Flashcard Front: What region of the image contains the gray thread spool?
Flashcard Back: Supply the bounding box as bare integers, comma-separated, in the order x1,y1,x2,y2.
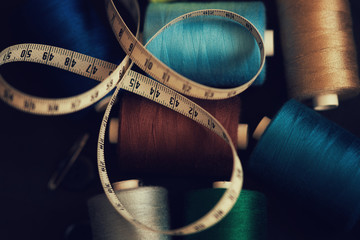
87,184,170,240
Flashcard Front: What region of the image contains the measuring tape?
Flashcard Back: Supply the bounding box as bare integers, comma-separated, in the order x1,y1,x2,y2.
107,0,265,99
0,0,265,235
98,66,244,235
0,0,141,115
0,44,123,114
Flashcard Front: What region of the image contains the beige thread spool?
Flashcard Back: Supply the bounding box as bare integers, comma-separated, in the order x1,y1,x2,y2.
277,0,360,111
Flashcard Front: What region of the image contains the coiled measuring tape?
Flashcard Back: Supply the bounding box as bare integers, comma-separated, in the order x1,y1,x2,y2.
0,0,265,235
107,0,265,99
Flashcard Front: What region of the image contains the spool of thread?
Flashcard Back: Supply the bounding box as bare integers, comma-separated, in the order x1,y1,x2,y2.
182,182,267,240
87,180,170,240
114,91,241,179
1,0,124,99
149,0,177,3
109,110,249,150
276,0,360,110
112,2,268,179
248,99,360,231
143,1,269,87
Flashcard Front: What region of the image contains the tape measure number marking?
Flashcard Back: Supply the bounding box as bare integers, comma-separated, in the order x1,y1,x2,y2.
0,43,126,114
107,0,265,99
0,0,266,235
98,66,243,235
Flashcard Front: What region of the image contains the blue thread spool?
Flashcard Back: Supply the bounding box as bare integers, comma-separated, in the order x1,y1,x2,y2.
1,0,124,102
143,2,267,87
248,99,360,231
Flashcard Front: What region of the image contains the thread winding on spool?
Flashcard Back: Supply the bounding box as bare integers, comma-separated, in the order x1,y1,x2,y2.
183,182,267,240
114,91,241,179
109,116,249,150
1,0,124,99
110,1,270,179
143,1,270,87
277,0,360,110
150,0,177,3
88,180,170,240
249,99,360,231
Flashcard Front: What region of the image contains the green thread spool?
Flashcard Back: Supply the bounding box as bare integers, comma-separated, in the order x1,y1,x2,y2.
149,0,178,2
183,185,267,240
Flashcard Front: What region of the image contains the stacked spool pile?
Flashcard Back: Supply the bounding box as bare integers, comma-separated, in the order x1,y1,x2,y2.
112,1,268,180
2,0,360,239
101,1,270,239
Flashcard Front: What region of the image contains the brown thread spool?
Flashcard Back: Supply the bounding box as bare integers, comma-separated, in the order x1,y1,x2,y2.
277,0,360,111
114,91,241,180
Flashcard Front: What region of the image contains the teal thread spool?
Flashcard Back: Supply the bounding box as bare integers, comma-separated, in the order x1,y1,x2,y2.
182,184,267,240
143,2,267,87
87,183,170,240
249,99,360,231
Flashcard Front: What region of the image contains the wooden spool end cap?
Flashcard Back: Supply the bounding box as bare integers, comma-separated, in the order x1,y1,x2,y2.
253,116,271,140
112,179,140,191
313,94,339,111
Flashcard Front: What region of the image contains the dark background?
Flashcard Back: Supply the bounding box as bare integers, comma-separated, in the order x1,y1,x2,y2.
1,0,360,239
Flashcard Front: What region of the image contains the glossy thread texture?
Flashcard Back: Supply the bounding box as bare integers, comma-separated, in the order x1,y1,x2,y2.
277,0,360,101
249,99,360,231
3,0,124,97
143,2,266,87
88,187,170,240
183,188,267,240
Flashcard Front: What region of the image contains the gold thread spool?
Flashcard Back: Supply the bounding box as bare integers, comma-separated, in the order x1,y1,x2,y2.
277,0,360,110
